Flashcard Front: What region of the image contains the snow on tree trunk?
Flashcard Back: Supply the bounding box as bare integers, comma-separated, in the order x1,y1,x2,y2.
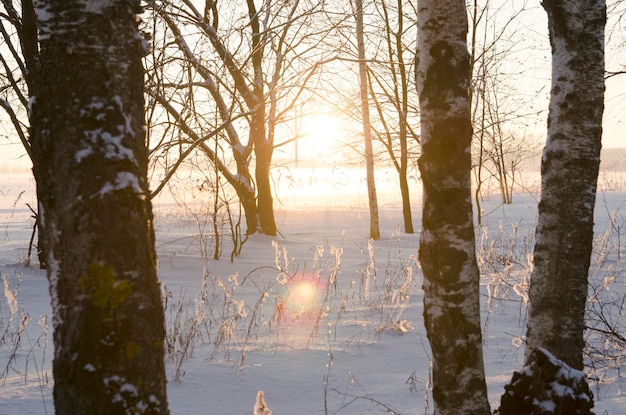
496,348,594,415
415,0,490,413
30,0,168,413
525,0,605,371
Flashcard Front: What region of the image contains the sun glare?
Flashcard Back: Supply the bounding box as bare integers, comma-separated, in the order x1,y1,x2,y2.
283,274,324,316
299,112,343,159
293,281,317,304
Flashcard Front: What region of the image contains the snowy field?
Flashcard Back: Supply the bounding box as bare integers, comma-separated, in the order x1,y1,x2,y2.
1,168,626,414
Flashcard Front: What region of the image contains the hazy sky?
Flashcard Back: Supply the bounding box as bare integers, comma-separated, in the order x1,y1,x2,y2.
1,1,625,172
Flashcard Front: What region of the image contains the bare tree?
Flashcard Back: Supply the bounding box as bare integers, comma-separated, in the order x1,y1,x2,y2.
145,0,340,236
0,0,46,266
367,0,419,234
30,0,168,412
606,0,626,79
416,0,490,413
354,0,380,240
468,0,544,222
0,0,37,157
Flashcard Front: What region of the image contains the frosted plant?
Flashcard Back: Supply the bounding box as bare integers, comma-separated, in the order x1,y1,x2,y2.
328,246,343,288
272,240,289,273
253,391,272,415
3,275,18,315
313,244,324,269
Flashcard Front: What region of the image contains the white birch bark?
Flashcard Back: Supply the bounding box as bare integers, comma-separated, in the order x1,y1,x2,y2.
525,0,606,370
416,0,490,413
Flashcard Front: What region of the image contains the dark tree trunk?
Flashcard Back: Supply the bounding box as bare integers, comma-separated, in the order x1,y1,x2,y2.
248,0,277,236
235,177,261,235
21,0,39,93
525,0,606,371
23,0,47,268
30,1,168,413
399,172,413,233
416,0,490,413
252,112,277,236
399,145,414,234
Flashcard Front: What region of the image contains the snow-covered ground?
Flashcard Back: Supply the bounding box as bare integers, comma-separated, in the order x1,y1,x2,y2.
1,169,626,414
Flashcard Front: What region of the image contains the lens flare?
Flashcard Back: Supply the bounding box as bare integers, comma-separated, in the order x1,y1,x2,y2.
292,281,317,307
283,274,324,316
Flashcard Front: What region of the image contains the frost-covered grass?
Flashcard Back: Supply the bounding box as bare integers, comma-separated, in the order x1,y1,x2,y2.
1,171,626,414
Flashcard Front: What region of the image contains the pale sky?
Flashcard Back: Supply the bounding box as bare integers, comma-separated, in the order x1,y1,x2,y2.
1,0,624,171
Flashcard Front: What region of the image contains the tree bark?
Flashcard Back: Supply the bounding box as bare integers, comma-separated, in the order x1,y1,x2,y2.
525,0,606,370
251,105,277,235
394,0,414,234
399,168,414,233
247,0,277,236
355,0,381,240
30,1,168,413
416,0,490,413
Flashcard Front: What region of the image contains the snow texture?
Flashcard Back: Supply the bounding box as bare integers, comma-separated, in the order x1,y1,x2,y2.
96,172,143,199
33,1,53,41
1,171,626,414
76,97,137,164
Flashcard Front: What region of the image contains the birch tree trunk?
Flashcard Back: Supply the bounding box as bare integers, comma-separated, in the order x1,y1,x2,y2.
30,0,168,413
416,0,490,413
355,0,381,240
525,0,606,370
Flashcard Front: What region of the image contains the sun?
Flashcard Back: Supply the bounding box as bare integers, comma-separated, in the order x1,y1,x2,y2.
298,112,343,160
